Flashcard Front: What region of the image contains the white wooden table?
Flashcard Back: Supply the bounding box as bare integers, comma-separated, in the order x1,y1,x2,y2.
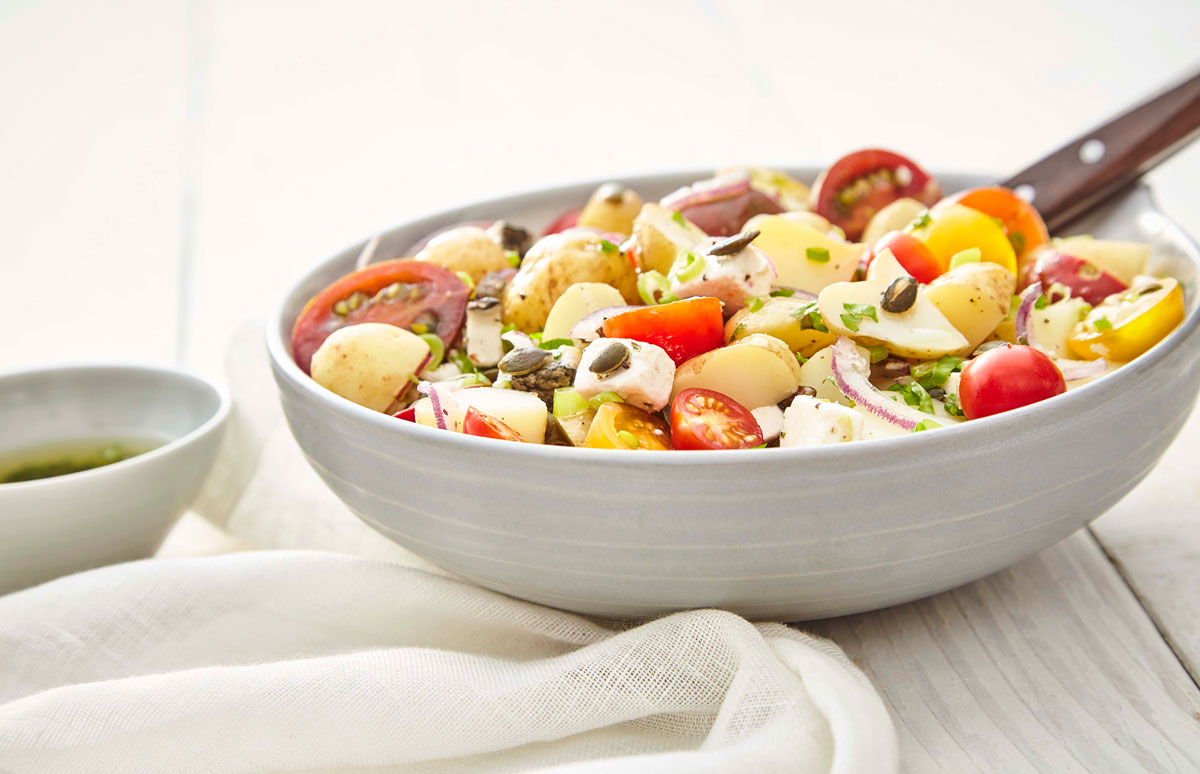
4,1,1200,770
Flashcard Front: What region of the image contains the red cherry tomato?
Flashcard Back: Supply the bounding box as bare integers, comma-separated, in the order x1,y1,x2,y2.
958,344,1065,419
392,406,417,422
602,297,724,366
291,259,471,375
670,388,764,450
870,231,943,284
463,407,523,442
810,149,942,241
1030,247,1128,306
542,207,582,237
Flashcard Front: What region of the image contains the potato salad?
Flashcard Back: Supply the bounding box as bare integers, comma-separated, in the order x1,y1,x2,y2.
290,150,1186,450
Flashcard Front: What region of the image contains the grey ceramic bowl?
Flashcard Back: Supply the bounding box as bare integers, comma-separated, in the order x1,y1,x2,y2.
268,170,1200,620
0,364,229,592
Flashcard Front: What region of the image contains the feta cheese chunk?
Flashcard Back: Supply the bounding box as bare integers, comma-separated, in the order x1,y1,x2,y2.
670,238,774,314
780,395,863,447
750,405,784,444
465,297,504,367
574,337,675,412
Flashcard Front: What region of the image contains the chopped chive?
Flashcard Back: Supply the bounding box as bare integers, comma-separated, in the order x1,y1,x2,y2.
672,210,686,226
747,296,764,313
806,246,831,263
617,430,640,449
770,288,795,297
867,345,888,364
506,251,521,268
539,338,574,350
599,239,619,253
1094,317,1112,331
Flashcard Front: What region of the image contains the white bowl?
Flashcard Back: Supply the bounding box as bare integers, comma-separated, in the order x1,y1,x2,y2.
268,170,1200,620
0,363,229,592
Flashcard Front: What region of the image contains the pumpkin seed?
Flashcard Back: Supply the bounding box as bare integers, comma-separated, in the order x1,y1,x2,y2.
499,347,551,376
881,276,918,313
588,341,629,376
707,230,760,256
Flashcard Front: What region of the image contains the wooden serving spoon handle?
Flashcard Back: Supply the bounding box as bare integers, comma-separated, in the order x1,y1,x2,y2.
1001,69,1200,232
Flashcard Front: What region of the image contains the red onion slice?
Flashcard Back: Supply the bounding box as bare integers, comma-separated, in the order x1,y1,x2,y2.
569,305,641,342
1014,282,1043,349
830,337,935,432
501,330,536,350
660,175,752,211
1057,358,1108,381
417,380,457,431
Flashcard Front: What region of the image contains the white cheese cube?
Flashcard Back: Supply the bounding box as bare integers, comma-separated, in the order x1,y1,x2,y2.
671,241,774,314
574,337,675,412
780,395,863,447
750,405,784,444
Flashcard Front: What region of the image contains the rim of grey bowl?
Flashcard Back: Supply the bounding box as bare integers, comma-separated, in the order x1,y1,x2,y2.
267,170,1200,466
0,362,231,489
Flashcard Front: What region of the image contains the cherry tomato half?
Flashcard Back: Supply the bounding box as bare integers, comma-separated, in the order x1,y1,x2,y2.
810,149,941,242
870,231,942,284
291,259,471,375
946,186,1049,263
1067,278,1184,362
584,402,673,450
958,344,1065,419
463,406,523,442
678,187,785,237
602,297,724,366
670,388,764,450
1030,247,1127,306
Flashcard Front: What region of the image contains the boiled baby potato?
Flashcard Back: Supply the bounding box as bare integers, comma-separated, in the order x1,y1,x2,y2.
748,215,865,294
925,262,1016,354
818,250,967,360
413,387,548,443
1052,236,1149,285
542,282,627,341
311,323,430,412
671,333,801,409
798,346,852,406
724,296,835,357
861,197,927,246
415,226,509,283
504,229,640,332
746,210,836,236
577,183,644,236
630,203,708,275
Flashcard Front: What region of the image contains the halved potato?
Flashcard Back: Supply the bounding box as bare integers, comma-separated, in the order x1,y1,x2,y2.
542,282,627,341
311,323,430,412
748,215,865,294
925,262,1016,354
631,203,708,275
671,333,801,409
413,387,548,443
1031,297,1092,359
798,346,851,406
818,250,968,360
724,296,836,357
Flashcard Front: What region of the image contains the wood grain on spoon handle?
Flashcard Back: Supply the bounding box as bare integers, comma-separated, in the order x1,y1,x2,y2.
1002,69,1200,233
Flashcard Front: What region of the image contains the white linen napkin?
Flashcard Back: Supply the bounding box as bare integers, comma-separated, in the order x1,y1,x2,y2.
0,322,898,772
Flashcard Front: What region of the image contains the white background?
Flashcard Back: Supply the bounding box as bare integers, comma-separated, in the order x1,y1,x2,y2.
3,0,1199,375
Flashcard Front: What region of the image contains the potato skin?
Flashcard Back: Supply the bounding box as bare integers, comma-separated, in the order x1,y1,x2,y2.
925,262,1016,354
503,229,639,332
415,226,509,283
310,323,430,412
577,183,644,236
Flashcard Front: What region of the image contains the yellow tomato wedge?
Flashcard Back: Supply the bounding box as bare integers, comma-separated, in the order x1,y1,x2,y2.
1067,278,1184,362
583,402,673,450
908,203,1018,275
